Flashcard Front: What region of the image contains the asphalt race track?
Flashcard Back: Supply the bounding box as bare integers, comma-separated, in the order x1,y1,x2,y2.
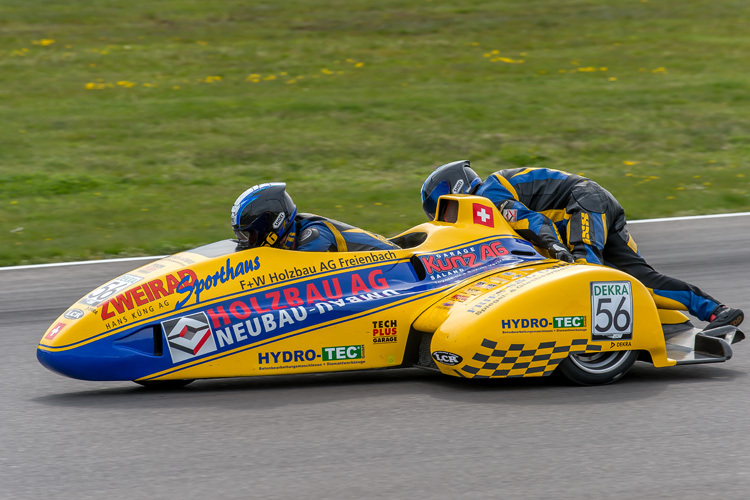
2,215,750,500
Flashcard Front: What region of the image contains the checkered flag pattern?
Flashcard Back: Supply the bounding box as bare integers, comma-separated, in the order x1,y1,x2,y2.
457,338,602,378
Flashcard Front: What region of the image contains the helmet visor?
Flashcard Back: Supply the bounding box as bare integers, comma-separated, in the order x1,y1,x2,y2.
423,180,451,220
233,212,273,249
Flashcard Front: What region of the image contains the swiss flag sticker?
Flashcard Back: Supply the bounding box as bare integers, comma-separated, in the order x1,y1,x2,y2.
473,203,495,227
45,322,67,340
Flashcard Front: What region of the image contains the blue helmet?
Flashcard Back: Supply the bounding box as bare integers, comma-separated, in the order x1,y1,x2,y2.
231,183,297,249
421,160,482,219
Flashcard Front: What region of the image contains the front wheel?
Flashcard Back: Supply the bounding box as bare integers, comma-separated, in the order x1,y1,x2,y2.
558,350,638,385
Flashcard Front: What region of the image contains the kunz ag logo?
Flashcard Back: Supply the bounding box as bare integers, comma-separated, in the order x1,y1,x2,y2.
432,351,463,366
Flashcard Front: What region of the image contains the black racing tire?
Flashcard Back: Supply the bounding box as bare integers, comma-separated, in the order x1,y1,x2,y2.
134,379,194,389
558,350,638,385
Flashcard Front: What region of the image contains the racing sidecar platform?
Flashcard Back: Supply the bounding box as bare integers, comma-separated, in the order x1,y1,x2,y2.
38,194,744,387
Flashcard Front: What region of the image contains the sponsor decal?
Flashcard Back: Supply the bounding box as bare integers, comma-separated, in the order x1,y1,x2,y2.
337,251,397,269
502,209,517,223
432,351,463,366
175,257,261,308
101,269,197,321
611,341,632,348
45,322,67,340
137,262,166,274
553,316,586,328
323,345,364,361
467,264,570,316
272,212,286,229
452,179,464,194
499,315,586,333
80,274,143,307
164,254,195,266
205,268,401,350
591,281,633,341
372,320,397,344
258,345,365,369
63,309,84,320
473,203,495,228
161,312,218,363
419,240,509,282
581,212,591,246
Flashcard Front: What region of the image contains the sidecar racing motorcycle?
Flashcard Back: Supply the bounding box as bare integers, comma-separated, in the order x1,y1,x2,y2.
37,195,744,386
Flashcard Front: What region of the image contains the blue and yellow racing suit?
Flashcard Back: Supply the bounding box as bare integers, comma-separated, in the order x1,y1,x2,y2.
283,214,400,252
474,168,721,321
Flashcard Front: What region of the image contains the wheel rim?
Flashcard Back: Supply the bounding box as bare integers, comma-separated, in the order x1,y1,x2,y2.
567,351,632,374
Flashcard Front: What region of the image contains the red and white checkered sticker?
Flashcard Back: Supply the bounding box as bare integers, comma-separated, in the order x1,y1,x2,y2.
473,203,495,227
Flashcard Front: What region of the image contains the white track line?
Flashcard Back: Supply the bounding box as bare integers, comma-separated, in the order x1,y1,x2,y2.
2,211,749,271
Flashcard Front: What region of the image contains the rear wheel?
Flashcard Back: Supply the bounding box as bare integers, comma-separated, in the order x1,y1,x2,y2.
558,350,638,385
135,379,194,389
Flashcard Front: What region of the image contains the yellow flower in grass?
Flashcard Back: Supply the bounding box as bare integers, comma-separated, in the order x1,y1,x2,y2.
32,39,55,46
117,81,136,87
623,161,639,166
354,62,364,68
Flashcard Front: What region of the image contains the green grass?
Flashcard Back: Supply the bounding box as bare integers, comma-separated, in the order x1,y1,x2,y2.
1,0,749,265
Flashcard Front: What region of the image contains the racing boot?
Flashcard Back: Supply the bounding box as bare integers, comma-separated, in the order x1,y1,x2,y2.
706,305,744,330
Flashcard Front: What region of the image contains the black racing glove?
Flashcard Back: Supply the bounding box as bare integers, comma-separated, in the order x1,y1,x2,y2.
549,243,575,263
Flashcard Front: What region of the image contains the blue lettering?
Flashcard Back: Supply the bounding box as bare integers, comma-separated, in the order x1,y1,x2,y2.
259,352,270,364
502,320,511,329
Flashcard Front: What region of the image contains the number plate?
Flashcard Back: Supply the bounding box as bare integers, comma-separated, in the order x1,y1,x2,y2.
590,281,633,341
79,274,143,306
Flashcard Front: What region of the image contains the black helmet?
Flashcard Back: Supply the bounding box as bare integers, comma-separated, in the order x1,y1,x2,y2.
230,183,297,249
421,160,482,219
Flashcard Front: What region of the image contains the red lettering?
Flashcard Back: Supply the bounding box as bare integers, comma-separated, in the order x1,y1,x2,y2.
132,287,148,307
305,283,325,304
101,302,114,320
437,258,453,272
480,244,497,260
177,269,197,287
465,253,479,267
450,255,466,269
491,241,509,256
229,301,252,320
165,274,181,295
351,274,371,295
149,279,168,299
322,278,343,299
284,287,303,306
265,290,283,310
141,282,155,302
368,269,388,290
207,306,231,329
421,256,441,274
249,297,271,314
106,292,135,317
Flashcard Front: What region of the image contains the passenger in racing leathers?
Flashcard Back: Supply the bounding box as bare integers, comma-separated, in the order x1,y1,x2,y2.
421,161,744,330
231,182,400,252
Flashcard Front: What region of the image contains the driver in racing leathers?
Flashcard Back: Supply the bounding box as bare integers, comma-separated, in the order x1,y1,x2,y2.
231,182,399,252
420,161,744,330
